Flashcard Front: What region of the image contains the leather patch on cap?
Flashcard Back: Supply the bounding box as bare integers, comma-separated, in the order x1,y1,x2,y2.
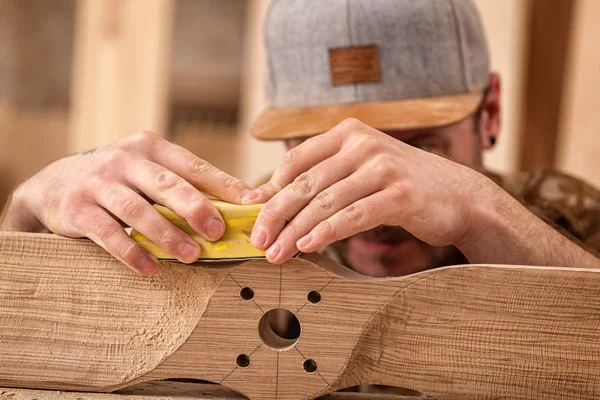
328,44,381,86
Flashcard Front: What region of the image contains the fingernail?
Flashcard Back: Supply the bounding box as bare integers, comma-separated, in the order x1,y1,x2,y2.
297,234,313,251
242,190,260,204
265,243,281,262
205,218,225,240
251,225,267,249
179,242,199,261
139,255,158,275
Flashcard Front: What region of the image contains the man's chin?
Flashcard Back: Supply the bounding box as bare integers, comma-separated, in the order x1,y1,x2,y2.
335,235,463,277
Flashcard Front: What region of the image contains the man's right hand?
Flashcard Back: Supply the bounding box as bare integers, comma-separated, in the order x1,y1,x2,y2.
0,131,253,275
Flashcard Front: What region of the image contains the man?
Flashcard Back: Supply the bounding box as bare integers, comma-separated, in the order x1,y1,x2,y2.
1,0,599,276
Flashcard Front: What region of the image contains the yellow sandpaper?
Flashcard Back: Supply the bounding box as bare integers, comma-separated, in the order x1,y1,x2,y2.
130,200,265,261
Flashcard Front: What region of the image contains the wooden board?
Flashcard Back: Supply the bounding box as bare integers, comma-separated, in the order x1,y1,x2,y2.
556,0,600,188
1,232,600,399
68,0,173,152
0,381,425,400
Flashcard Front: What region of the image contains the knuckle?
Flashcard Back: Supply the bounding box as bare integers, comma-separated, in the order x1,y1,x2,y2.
119,196,144,221
363,135,381,150
390,181,412,202
102,186,121,207
338,117,362,130
283,147,302,168
318,220,335,238
95,221,120,243
313,191,335,213
182,196,217,224
66,200,88,226
344,204,363,224
84,173,105,191
218,173,238,191
257,202,284,225
189,157,211,175
292,173,315,196
186,196,211,216
132,130,159,145
156,170,180,192
258,202,276,221
156,227,179,249
104,147,129,165
92,148,129,176
119,240,143,264
372,154,396,176
283,222,300,239
347,135,379,154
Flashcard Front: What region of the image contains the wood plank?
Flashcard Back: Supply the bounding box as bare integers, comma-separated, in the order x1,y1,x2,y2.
518,0,575,171
0,381,424,400
68,0,174,153
1,232,600,399
0,382,244,400
236,0,285,184
555,0,600,187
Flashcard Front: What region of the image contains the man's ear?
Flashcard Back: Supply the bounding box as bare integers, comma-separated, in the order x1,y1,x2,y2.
479,73,501,150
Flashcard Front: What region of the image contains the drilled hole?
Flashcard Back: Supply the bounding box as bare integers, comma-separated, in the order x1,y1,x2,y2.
307,290,321,304
240,287,254,301
303,359,318,373
258,308,301,351
236,354,250,368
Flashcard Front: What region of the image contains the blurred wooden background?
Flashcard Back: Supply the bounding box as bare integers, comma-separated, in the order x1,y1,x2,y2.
0,0,598,210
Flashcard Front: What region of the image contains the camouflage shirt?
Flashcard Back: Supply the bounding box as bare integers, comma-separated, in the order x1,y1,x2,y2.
489,169,600,257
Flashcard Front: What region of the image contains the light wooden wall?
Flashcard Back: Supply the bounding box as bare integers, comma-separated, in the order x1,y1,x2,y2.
556,0,600,187
237,0,283,185
68,0,174,153
475,0,530,174
518,0,575,172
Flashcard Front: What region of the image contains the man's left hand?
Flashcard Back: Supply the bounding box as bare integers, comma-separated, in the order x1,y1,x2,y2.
243,118,484,264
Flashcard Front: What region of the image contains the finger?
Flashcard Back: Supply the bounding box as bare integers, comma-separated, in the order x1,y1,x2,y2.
124,157,226,241
264,169,383,263
251,152,356,251
242,130,345,204
149,137,252,204
71,203,159,275
94,184,201,263
295,190,394,253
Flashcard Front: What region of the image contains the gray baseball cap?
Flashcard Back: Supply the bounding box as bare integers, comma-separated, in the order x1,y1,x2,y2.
252,0,490,140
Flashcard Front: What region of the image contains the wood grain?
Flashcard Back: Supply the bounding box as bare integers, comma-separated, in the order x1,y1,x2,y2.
0,232,228,389
556,0,600,188
1,232,600,399
68,0,174,152
0,381,424,400
518,0,575,171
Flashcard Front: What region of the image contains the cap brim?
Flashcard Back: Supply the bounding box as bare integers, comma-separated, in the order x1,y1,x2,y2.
251,91,483,140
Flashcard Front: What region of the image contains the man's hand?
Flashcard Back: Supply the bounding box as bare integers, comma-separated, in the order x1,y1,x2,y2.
244,119,600,269
0,131,252,274
244,118,477,263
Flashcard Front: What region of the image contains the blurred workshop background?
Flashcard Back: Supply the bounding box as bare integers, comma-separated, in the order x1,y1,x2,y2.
0,0,598,208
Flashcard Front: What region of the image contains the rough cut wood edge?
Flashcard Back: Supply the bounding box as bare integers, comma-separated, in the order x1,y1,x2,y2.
2,232,600,399
0,232,229,389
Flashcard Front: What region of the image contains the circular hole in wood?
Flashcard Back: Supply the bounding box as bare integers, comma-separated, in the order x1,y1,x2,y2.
303,359,318,373
307,290,321,304
258,308,301,351
236,354,250,368
240,287,254,301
